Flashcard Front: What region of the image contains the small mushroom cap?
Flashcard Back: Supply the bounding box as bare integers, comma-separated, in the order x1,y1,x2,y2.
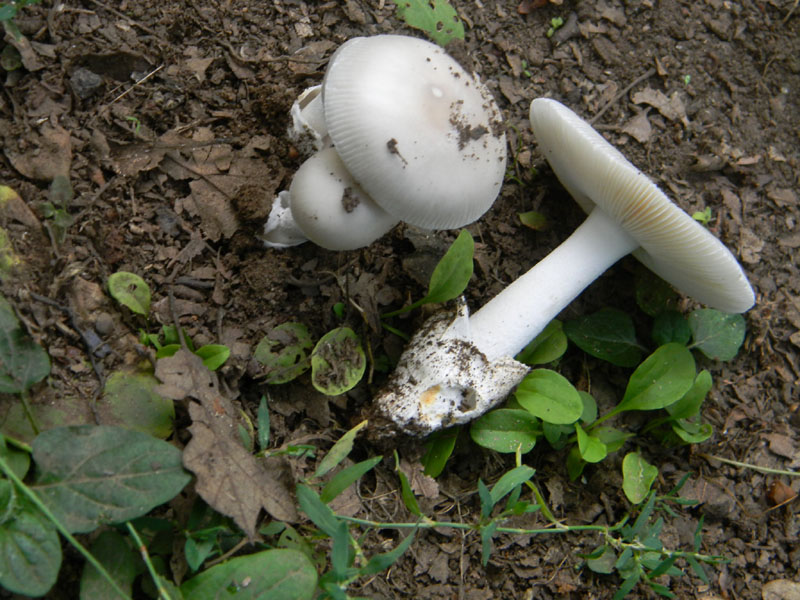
323,35,507,230
529,98,755,313
289,148,399,251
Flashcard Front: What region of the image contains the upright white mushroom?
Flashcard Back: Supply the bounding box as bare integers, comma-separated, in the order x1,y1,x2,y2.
373,98,755,437
262,35,507,250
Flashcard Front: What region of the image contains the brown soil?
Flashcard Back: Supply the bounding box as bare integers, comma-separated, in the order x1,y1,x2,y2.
1,1,799,598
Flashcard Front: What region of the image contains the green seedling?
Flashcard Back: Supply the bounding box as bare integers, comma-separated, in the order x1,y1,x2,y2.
692,206,712,226
390,0,465,47
0,0,40,40
40,175,74,246
546,16,564,38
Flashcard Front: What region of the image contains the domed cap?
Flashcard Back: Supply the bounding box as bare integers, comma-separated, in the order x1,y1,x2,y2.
323,35,507,230
289,148,398,251
529,98,755,314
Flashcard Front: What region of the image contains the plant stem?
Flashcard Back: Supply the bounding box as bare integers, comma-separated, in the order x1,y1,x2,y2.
337,514,618,536
0,453,131,600
699,452,800,477
126,522,173,600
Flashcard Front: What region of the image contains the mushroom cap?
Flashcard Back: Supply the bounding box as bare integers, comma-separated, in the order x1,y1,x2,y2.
529,98,755,314
322,35,507,230
289,148,399,251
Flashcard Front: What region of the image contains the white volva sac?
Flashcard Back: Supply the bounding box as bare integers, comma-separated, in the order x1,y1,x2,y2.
263,35,507,250
373,98,755,437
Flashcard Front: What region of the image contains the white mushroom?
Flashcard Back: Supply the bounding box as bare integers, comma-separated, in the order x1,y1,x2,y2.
263,34,507,250
288,148,398,251
322,35,507,230
373,98,755,437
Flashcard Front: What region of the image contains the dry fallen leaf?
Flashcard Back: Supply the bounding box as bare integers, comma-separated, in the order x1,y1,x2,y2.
155,350,299,538
631,88,688,126
621,110,652,144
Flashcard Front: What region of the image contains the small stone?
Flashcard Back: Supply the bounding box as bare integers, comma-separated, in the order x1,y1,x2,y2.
69,67,103,99
95,312,115,336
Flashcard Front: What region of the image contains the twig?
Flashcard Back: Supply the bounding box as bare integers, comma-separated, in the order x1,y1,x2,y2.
126,522,172,600
589,67,657,125
110,64,165,105
783,0,798,24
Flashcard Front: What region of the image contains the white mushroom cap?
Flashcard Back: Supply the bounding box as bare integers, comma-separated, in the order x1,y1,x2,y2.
529,98,755,314
322,35,507,230
289,147,399,251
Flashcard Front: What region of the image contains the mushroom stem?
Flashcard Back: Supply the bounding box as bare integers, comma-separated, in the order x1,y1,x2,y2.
469,207,638,360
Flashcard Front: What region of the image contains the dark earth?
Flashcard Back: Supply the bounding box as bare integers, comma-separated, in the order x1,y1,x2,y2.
1,0,799,598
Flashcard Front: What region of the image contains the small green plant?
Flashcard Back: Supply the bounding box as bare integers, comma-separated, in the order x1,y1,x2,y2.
546,16,565,38
255,230,475,394
692,206,712,226
0,0,40,40
40,175,74,246
108,271,231,370
390,0,465,46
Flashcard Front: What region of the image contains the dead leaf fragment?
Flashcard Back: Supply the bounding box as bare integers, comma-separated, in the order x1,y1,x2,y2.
5,124,72,180
155,350,299,537
621,110,652,144
631,88,688,126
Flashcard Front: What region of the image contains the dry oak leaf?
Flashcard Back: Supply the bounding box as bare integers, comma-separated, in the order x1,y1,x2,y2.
155,350,299,538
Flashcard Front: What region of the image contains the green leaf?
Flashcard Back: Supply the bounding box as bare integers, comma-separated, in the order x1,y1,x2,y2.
622,452,658,504
593,426,634,454
0,295,51,394
578,391,597,424
79,529,137,600
253,322,313,384
635,268,679,317
666,369,712,420
566,446,586,481
97,370,175,439
469,409,539,453
490,465,536,508
688,309,746,361
0,483,61,597
360,530,416,576
477,479,493,518
480,520,498,566
672,421,712,444
615,344,696,414
31,425,191,533
515,320,567,366
257,395,270,450
390,0,465,46
296,484,341,537
564,308,643,367
194,344,230,371
421,429,457,477
515,369,583,425
394,456,422,517
0,440,29,479
383,230,473,317
179,548,317,600
651,311,691,346
612,572,642,600
314,420,368,479
310,327,366,395
320,456,382,504
107,271,151,316
574,425,607,463
585,545,616,574
518,210,548,230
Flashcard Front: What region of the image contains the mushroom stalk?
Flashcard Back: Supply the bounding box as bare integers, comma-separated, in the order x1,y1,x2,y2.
470,207,638,361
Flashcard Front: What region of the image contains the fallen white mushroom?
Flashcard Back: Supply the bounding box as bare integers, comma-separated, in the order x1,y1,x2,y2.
373,98,755,437
262,34,507,249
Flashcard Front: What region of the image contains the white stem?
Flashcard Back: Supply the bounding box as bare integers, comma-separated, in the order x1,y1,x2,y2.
469,207,640,360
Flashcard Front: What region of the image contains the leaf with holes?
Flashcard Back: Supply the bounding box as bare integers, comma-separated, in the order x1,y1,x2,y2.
391,0,465,47
107,271,151,316
311,327,366,395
